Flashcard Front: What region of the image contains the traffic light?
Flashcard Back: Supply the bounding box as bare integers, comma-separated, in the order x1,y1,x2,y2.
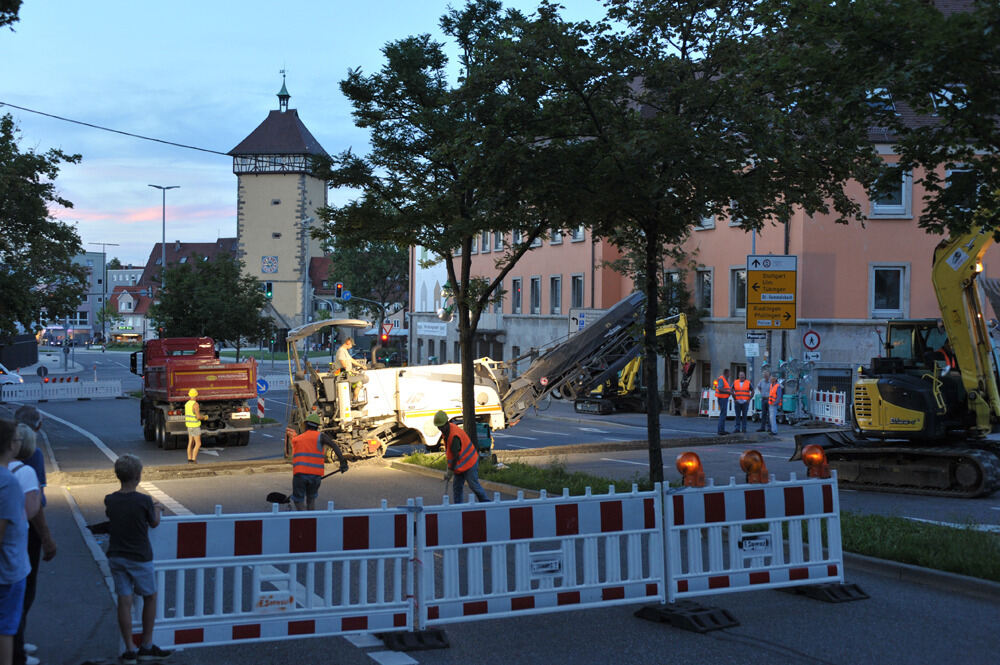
264,281,273,299
335,282,344,298
380,333,389,343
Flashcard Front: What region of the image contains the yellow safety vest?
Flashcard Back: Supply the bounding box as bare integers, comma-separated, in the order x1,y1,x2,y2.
184,399,200,428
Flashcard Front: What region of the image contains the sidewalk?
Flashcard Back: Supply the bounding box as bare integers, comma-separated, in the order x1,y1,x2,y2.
17,350,84,378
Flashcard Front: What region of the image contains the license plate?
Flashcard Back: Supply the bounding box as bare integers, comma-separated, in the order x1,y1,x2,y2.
230,412,251,420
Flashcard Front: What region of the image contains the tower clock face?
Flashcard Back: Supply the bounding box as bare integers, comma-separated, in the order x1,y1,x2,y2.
261,256,279,274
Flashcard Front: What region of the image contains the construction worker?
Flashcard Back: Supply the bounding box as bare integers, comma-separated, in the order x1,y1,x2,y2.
732,370,753,434
185,388,206,463
290,414,348,511
714,368,732,435
434,411,488,504
334,338,365,402
768,375,783,435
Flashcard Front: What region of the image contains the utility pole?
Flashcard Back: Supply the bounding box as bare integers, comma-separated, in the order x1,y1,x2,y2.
148,185,179,290
89,241,119,349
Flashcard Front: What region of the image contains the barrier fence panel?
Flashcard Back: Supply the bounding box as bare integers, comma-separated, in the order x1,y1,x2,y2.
809,390,847,425
415,487,664,629
0,379,122,402
143,502,414,649
702,389,754,420
663,474,843,603
260,374,291,391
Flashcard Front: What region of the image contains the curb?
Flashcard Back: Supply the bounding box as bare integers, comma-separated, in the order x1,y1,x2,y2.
51,458,289,486
494,432,783,457
843,552,1000,603
390,461,541,499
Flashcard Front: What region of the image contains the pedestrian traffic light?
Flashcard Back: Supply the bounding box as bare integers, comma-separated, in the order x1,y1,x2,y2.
264,281,273,299
335,282,344,298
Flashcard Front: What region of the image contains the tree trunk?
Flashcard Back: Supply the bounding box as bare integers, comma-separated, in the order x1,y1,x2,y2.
644,230,663,485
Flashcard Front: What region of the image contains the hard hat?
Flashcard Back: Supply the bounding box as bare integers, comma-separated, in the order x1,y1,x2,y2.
188,388,198,398
432,410,449,427
305,413,322,427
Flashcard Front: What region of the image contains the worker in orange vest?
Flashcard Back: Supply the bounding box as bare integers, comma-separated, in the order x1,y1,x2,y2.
714,368,732,435
732,370,753,434
435,411,489,504
768,375,783,435
290,414,348,510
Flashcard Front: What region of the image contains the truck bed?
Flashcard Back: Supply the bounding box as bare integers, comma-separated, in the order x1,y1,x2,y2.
145,360,257,403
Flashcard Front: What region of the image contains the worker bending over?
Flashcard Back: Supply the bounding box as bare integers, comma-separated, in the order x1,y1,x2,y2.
290,414,348,511
434,411,488,504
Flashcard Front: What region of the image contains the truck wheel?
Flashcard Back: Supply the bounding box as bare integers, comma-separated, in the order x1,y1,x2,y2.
236,431,250,446
154,413,166,449
142,416,155,442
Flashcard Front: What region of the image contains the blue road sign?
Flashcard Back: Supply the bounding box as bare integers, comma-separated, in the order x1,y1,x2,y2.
256,378,269,395
342,290,352,302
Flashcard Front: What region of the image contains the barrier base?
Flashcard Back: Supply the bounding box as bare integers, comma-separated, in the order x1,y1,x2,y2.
779,582,869,603
634,601,739,633
378,629,449,651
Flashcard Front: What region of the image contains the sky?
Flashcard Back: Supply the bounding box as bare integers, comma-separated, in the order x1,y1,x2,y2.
2,0,606,266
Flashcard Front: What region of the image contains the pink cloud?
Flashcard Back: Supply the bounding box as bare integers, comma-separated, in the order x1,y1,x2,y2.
50,204,233,224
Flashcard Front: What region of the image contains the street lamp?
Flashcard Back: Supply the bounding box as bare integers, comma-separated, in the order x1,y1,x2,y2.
148,184,179,289
89,241,119,347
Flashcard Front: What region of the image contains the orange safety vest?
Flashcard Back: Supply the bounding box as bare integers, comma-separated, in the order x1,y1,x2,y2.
291,429,325,476
715,375,732,397
938,347,957,369
769,382,781,406
444,423,478,473
733,379,752,401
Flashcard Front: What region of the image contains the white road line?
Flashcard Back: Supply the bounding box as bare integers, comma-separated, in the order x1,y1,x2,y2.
904,516,1000,533
991,506,1000,511
141,482,193,515
528,429,570,436
345,634,385,648
37,408,117,463
260,433,274,438
367,651,418,665
493,433,536,440
600,458,646,466
604,438,630,442
503,444,526,449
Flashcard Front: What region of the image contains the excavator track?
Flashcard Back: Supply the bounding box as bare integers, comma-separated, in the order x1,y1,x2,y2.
823,445,1000,498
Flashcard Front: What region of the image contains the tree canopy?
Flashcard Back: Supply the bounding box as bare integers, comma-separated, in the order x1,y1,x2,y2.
0,113,87,338
325,239,408,333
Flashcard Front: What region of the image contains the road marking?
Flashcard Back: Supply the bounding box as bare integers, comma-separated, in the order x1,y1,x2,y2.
367,651,418,665
37,408,117,463
528,429,570,436
579,427,609,434
502,444,526,449
141,482,192,515
493,433,536,440
260,433,274,438
604,438,630,442
345,634,384,648
600,458,646,466
904,516,1000,533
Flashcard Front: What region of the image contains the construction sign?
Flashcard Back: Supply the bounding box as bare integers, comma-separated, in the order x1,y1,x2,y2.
746,255,797,330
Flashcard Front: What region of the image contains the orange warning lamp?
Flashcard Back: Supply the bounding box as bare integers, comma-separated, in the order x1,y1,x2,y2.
801,444,831,478
675,451,706,487
739,449,769,484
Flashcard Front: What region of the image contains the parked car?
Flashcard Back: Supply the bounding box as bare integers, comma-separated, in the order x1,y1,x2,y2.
0,363,24,386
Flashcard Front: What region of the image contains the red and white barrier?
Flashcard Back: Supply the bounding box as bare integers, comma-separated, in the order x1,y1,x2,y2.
257,396,265,419
809,390,847,425
702,389,755,420
663,474,843,602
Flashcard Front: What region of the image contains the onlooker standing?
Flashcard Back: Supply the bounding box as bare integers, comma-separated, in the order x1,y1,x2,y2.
768,375,783,435
434,411,488,504
104,454,172,664
184,388,206,464
732,371,753,434
12,407,55,665
714,368,733,435
0,419,30,665
756,370,772,432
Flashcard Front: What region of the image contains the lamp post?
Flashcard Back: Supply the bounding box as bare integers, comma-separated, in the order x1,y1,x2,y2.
148,184,179,290
89,241,119,349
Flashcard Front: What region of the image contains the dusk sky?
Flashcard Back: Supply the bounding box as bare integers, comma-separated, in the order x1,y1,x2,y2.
2,1,604,266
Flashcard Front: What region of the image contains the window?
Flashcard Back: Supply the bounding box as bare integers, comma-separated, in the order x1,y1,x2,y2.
727,200,742,227
530,277,541,314
470,235,478,254
870,264,908,318
481,232,491,253
696,270,713,313
696,214,715,230
511,278,522,314
664,271,681,315
866,88,896,113
493,294,502,314
730,269,747,316
945,166,977,213
570,226,585,241
571,274,584,309
870,167,912,218
513,230,523,245
440,339,447,363
417,339,423,364
930,84,967,113
550,275,562,314
530,235,542,247
493,231,503,251
550,229,562,245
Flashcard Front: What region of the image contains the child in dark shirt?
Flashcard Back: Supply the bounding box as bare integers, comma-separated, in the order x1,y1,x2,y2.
104,455,171,664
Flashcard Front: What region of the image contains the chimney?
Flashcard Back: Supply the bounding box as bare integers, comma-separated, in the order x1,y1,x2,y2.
174,240,181,251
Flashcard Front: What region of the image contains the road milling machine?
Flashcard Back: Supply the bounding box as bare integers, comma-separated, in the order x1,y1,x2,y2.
284,293,654,460
794,227,1000,497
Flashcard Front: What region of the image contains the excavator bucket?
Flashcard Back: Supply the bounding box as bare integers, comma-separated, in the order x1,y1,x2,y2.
790,430,860,461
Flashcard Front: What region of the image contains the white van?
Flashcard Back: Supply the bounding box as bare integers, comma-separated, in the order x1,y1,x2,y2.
0,363,24,386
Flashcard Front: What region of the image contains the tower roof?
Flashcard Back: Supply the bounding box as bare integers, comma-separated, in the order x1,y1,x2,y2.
228,109,328,157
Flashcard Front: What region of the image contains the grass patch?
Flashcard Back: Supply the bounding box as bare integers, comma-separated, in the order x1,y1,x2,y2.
126,390,143,399
402,453,1000,581
841,511,1000,582
251,415,278,425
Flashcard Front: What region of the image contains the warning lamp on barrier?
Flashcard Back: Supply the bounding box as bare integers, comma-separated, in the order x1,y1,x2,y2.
801,444,831,479
675,451,706,487
739,449,769,484
43,377,49,383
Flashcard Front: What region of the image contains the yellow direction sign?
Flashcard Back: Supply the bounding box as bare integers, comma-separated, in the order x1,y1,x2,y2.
746,255,797,330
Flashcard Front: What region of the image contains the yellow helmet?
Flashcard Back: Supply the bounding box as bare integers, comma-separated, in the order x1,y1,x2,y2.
188,388,198,398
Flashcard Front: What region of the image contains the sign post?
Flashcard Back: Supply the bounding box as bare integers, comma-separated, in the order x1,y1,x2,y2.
746,255,798,331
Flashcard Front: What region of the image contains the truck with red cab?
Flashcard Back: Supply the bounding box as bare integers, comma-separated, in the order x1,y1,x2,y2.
130,337,257,450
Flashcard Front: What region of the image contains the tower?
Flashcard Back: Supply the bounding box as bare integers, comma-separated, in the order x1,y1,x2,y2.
229,77,328,334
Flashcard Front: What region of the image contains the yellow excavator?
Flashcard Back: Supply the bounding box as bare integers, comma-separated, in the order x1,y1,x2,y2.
574,313,695,415
793,226,1000,497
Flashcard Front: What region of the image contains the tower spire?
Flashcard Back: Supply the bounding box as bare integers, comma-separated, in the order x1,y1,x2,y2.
277,69,290,112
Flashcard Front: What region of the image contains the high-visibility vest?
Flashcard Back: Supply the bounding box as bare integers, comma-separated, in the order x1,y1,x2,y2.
291,429,325,476
769,383,781,406
733,379,752,401
715,375,732,397
444,423,478,473
184,399,200,428
939,347,957,369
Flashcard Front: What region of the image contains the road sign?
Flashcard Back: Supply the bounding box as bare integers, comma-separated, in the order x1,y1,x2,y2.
744,343,760,357
803,330,821,351
746,332,767,340
256,378,269,395
746,254,797,330
803,351,821,362
342,290,352,302
382,321,394,335
577,313,586,331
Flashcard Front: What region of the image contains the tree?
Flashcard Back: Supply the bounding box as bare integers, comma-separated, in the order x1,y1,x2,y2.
107,257,123,270
148,254,272,359
316,1,589,440
94,303,124,339
0,113,87,337
0,0,21,31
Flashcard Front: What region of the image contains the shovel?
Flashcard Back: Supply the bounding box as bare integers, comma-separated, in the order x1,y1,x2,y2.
266,468,346,505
